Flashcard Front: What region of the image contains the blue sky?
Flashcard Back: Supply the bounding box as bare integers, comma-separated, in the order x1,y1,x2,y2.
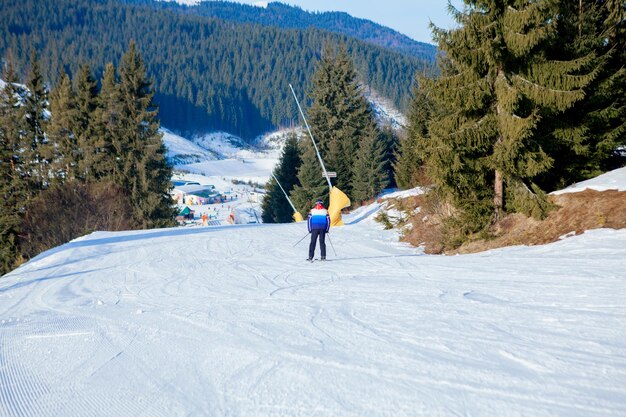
238,1,462,45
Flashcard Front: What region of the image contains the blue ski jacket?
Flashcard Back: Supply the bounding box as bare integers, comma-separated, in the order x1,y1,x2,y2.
308,208,330,232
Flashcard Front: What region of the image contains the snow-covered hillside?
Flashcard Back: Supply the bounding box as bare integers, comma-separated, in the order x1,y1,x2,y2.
165,128,295,185
161,128,218,164
551,166,626,195
157,0,203,6
1,169,626,416
365,88,407,130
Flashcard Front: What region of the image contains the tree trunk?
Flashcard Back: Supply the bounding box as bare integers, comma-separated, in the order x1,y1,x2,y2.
494,66,504,221
494,169,503,221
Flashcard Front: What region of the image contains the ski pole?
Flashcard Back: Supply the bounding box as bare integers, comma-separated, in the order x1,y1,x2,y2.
293,232,309,247
327,234,337,257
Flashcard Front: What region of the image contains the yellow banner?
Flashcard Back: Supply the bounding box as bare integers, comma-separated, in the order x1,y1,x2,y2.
328,186,350,227
293,211,304,222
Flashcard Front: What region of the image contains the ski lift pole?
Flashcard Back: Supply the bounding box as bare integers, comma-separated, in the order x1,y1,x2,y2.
271,172,298,213
289,83,333,191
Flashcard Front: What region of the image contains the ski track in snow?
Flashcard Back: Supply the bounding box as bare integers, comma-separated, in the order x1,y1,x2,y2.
1,218,626,416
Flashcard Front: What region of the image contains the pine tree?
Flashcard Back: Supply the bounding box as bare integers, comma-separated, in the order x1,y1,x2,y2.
261,132,302,223
394,78,433,189
290,138,328,214
307,43,375,197
351,123,388,203
116,42,176,228
0,58,23,274
379,125,399,188
93,62,122,181
73,64,99,181
426,0,598,238
47,70,77,182
22,50,50,195
540,0,626,187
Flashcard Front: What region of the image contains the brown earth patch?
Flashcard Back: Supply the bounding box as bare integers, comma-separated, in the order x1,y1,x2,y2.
400,189,626,254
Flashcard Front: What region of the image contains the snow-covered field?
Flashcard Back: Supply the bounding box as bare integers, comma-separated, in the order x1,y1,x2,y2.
2,185,626,415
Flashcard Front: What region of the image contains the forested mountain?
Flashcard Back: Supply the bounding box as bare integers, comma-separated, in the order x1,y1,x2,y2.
0,0,429,139
136,0,438,63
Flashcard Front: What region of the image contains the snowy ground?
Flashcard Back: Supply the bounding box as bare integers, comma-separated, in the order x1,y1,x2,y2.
1,197,626,416
551,167,626,195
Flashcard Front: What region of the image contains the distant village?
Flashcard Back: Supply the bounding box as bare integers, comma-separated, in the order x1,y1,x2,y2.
170,180,263,226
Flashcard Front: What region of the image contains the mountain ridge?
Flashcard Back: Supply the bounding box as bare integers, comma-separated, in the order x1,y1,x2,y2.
147,0,438,62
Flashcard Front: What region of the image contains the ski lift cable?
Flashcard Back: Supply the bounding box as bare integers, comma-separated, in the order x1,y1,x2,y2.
271,172,298,213
289,83,333,191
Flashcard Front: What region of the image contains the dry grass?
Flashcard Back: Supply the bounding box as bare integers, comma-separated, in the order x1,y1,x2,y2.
397,194,446,254
400,189,626,254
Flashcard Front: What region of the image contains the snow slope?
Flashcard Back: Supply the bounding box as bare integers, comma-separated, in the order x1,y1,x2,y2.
161,128,218,164
365,88,407,130
551,166,626,195
1,197,626,416
170,129,298,187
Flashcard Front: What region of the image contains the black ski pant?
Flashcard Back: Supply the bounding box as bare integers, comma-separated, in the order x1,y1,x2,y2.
309,229,327,259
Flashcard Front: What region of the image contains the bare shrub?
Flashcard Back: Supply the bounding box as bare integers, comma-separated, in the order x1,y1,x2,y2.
20,181,134,259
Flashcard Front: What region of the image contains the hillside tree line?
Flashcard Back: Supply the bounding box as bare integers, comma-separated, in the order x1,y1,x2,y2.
0,43,175,275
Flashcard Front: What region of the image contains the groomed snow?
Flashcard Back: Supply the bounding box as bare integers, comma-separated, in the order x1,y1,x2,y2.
1,201,625,416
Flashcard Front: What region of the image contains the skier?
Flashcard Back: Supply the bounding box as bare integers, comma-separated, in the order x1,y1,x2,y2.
307,200,330,261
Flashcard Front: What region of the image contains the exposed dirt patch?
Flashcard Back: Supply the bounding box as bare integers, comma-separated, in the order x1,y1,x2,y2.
399,189,626,254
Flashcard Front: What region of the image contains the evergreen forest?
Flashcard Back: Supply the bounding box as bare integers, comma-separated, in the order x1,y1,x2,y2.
127,0,438,63
0,44,176,274
0,0,429,139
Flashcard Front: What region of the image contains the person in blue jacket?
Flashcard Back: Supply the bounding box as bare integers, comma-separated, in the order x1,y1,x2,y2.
308,200,331,261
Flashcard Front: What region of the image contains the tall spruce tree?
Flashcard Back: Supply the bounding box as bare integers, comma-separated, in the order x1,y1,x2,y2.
93,62,122,181
379,125,400,188
47,71,77,182
394,78,433,189
73,64,99,181
22,51,50,195
307,43,375,197
290,138,328,214
116,42,175,228
425,0,598,237
261,132,302,223
351,123,388,203
0,59,23,274
540,0,626,188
